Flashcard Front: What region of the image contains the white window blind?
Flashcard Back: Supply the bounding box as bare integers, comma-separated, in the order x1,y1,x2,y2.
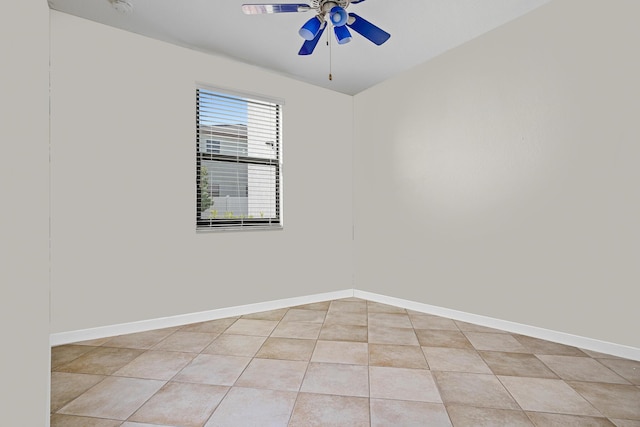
196,87,282,230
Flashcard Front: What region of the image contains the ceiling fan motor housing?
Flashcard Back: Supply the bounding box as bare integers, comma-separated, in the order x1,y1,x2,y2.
312,0,350,14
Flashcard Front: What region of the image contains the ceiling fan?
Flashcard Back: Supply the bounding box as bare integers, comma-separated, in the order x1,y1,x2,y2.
242,0,391,55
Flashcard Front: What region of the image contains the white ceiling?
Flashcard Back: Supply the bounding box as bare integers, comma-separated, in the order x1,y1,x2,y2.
48,0,551,95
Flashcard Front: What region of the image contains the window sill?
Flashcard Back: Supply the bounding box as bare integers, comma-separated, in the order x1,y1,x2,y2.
196,225,283,233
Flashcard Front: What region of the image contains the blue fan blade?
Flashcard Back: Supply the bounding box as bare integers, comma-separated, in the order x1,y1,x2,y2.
298,24,325,55
242,4,311,14
347,13,390,45
350,0,366,3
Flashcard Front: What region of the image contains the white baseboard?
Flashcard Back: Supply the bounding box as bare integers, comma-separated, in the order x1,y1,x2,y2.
354,290,640,361
50,288,639,361
49,289,353,347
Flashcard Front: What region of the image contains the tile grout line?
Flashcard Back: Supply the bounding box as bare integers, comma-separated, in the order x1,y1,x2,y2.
287,305,325,426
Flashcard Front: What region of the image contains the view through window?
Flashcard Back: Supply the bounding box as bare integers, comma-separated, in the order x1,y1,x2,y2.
196,87,282,230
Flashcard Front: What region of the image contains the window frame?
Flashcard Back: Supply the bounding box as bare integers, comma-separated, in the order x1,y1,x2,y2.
196,85,283,231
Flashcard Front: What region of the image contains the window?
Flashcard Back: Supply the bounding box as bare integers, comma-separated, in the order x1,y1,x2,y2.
196,87,282,230
205,139,221,154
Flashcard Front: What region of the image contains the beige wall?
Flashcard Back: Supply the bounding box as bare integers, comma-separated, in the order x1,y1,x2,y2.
354,0,640,348
49,11,354,333
0,0,51,424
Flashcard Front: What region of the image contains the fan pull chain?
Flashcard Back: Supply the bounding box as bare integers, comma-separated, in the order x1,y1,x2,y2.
327,26,333,81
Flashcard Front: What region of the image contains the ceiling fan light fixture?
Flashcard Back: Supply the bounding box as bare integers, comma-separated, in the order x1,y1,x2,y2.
334,25,352,44
240,2,390,55
299,15,323,40
329,6,348,27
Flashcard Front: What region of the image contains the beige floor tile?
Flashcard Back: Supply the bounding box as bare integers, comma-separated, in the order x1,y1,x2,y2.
609,420,640,427
113,350,194,380
223,319,278,336
288,393,370,427
121,423,177,427
51,345,96,370
369,366,441,403
56,347,144,375
367,301,407,314
369,344,428,369
50,372,105,413
371,399,451,427
201,334,267,357
597,358,640,385
173,354,251,386
480,351,557,378
319,324,368,342
434,372,519,410
525,412,616,426
241,308,289,321
409,314,459,331
368,325,419,345
301,362,369,397
416,329,474,349
368,312,413,329
328,300,368,314
52,298,640,426
312,341,369,365
51,414,121,427
580,349,626,359
292,301,331,310
407,309,428,316
101,329,177,349
180,317,238,334
152,331,218,353
58,376,165,420
498,376,601,416
255,337,316,361
568,381,640,420
271,321,322,339
513,335,588,356
205,387,297,427
129,382,227,427
422,347,491,374
446,404,533,426
235,358,308,391
464,332,529,353
281,309,326,323
73,337,113,346
454,321,509,334
324,311,368,326
538,355,630,384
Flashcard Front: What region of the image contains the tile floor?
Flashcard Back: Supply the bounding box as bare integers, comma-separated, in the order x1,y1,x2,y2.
51,298,640,426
